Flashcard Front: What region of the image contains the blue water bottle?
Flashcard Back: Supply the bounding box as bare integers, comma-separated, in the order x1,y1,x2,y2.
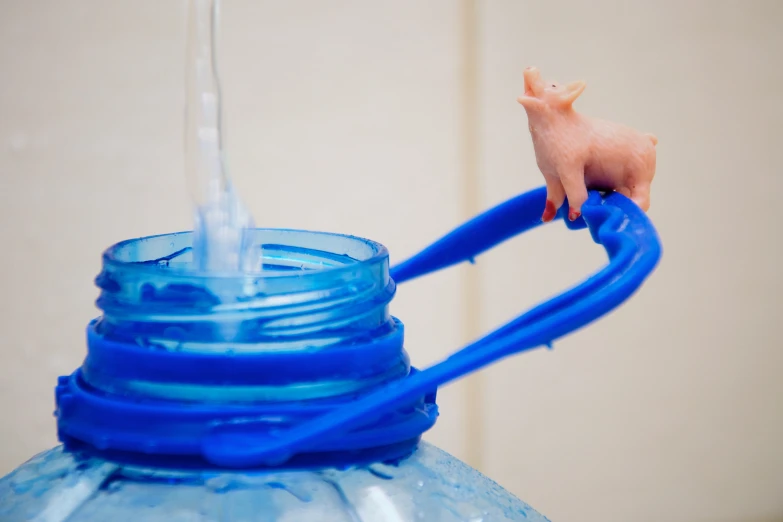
0,188,660,521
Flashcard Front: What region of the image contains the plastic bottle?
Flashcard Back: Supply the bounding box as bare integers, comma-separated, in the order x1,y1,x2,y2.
0,228,550,522
0,185,662,521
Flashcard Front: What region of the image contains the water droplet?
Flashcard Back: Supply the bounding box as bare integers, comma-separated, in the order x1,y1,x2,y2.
265,481,312,502
10,480,34,495
206,476,235,494
367,463,395,480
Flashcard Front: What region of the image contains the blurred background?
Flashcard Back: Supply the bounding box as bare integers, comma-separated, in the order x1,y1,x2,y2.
1,1,781,521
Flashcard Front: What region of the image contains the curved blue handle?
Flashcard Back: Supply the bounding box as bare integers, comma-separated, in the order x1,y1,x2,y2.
203,187,662,466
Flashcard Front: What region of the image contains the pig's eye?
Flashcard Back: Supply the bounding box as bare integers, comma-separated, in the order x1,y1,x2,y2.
551,84,557,88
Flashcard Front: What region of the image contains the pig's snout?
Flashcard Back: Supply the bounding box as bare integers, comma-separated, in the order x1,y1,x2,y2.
523,67,539,81
523,67,542,95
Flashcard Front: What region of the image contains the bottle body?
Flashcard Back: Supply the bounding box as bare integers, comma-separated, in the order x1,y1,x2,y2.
1,442,546,522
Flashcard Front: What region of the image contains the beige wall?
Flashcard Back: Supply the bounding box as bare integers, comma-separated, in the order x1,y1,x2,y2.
0,1,781,521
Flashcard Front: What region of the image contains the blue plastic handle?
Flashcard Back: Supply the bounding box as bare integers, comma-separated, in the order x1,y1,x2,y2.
202,186,662,466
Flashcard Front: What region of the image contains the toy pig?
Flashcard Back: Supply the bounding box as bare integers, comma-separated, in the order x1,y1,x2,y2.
517,66,657,222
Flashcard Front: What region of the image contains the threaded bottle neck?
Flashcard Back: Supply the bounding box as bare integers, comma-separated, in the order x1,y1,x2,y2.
83,230,405,402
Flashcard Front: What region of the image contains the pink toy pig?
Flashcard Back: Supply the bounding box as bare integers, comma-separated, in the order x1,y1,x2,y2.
517,66,657,222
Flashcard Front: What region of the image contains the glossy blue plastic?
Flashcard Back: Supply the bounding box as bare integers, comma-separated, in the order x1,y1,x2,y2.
50,186,660,471
211,187,662,466
1,185,661,521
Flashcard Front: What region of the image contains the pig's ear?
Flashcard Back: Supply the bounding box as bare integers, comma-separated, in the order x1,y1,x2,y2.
561,80,586,106
517,95,543,110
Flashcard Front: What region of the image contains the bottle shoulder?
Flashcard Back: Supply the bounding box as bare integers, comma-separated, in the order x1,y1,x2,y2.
0,443,547,522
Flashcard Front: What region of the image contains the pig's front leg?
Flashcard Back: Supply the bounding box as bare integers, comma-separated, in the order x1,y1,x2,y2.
559,165,588,221
542,174,566,222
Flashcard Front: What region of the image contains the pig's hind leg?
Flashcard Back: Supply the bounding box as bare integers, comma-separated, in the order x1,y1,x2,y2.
542,174,566,222
630,183,651,212
628,148,655,211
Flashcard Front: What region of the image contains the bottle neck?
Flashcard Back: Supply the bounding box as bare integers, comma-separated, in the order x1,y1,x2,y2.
57,229,434,469
84,230,404,402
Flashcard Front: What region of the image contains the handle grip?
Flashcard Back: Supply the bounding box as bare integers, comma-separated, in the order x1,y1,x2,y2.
202,187,662,466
